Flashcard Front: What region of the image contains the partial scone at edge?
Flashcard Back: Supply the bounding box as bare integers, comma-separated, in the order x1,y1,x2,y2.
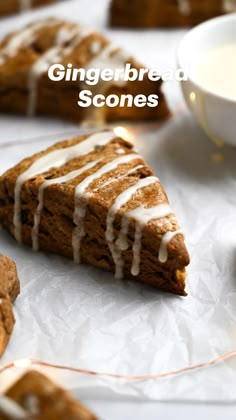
0,254,20,302
0,0,57,17
0,254,20,357
0,18,169,124
1,370,97,419
0,131,189,295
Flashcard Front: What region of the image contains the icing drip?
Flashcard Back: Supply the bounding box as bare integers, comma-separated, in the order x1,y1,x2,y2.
19,0,31,11
82,43,129,124
26,22,128,118
57,25,93,56
177,0,191,15
0,20,59,65
85,43,129,77
127,204,173,276
106,176,159,242
158,230,183,263
115,148,125,154
223,0,236,11
0,396,27,419
90,41,102,55
73,153,140,263
32,160,100,251
105,176,159,278
96,164,143,191
23,394,40,416
28,25,93,116
13,131,116,243
0,18,129,123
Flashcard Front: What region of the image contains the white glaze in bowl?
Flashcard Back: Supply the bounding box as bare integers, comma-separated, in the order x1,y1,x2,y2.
177,13,236,147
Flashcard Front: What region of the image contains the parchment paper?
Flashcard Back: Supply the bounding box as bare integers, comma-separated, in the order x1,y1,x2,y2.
1,0,236,403
1,110,236,401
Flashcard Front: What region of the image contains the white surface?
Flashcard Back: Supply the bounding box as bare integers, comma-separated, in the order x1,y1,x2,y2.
2,110,236,401
1,1,236,419
178,13,236,146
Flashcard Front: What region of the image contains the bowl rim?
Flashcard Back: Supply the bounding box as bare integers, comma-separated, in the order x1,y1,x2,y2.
177,12,236,104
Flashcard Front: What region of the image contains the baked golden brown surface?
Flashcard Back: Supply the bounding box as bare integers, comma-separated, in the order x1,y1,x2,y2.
0,298,15,359
0,17,169,124
0,0,57,17
0,254,20,357
0,370,97,419
0,255,20,303
110,0,233,28
0,130,189,295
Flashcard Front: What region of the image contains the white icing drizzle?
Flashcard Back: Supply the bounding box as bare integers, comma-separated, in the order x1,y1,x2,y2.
89,40,102,55
32,160,100,251
158,229,183,263
0,19,59,65
73,153,140,263
115,148,125,154
106,176,158,243
85,43,128,77
116,216,130,252
27,22,128,118
19,0,31,11
23,394,39,416
83,42,128,94
0,18,129,123
222,0,236,12
127,204,173,276
0,396,27,419
95,164,143,191
28,25,94,116
82,43,129,124
62,25,94,56
13,131,116,243
105,176,159,278
177,0,191,15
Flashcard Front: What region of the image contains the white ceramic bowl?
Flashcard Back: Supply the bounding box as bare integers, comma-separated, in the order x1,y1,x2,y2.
177,13,236,147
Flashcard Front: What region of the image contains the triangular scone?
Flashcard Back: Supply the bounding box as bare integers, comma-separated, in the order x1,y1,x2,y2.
0,18,169,124
110,0,232,28
0,131,189,295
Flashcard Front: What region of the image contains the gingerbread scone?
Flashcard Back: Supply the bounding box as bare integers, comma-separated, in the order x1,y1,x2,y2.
0,0,57,17
0,370,97,419
0,18,169,124
0,255,20,357
0,131,189,295
110,0,236,28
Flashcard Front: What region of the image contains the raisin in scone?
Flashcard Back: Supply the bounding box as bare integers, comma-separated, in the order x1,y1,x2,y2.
0,0,57,17
0,254,20,357
110,0,236,28
0,17,169,124
0,131,189,295
0,370,97,419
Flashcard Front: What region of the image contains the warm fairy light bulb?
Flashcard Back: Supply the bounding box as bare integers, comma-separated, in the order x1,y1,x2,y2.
114,126,133,142
189,91,196,103
14,358,32,368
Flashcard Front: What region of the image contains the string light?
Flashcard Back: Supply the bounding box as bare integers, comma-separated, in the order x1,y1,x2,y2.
13,359,32,369
113,105,181,143
114,126,134,142
1,349,236,382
